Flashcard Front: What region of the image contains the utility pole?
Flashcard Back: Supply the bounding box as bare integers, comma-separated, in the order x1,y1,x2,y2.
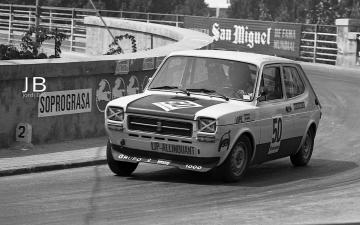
35,0,40,51
293,0,296,22
88,0,116,42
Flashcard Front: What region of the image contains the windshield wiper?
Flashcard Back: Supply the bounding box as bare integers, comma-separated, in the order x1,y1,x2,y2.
150,86,190,96
186,88,229,101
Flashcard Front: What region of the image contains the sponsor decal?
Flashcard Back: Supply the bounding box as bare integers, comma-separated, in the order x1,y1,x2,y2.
218,131,231,152
153,100,202,112
95,75,141,112
211,23,299,53
212,22,271,48
268,116,282,154
143,57,155,70
293,102,305,110
127,75,140,95
183,16,301,57
235,115,243,124
274,28,297,52
38,89,91,117
118,154,142,162
151,142,197,156
115,60,130,75
235,113,254,124
157,159,171,166
244,113,252,122
185,164,202,170
114,151,214,172
112,77,126,99
96,79,111,112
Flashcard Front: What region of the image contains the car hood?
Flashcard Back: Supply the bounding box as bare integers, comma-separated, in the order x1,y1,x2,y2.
107,92,257,122
125,94,224,120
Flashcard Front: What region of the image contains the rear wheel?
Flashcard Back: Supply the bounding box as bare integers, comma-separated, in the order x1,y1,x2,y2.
219,136,251,182
290,129,315,166
106,141,138,176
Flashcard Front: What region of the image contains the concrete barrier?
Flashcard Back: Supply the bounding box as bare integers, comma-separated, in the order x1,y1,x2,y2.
85,16,177,55
0,18,213,148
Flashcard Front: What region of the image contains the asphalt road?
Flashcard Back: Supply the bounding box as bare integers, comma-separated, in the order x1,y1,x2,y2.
1,63,360,225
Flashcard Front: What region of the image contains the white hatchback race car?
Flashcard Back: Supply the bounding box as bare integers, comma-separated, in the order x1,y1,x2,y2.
105,50,322,182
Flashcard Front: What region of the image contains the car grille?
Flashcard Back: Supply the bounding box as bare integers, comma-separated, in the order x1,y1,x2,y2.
127,115,193,137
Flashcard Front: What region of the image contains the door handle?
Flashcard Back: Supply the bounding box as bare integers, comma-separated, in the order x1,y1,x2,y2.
285,106,292,112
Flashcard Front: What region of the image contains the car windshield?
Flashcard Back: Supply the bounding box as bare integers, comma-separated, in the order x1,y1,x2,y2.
148,56,258,101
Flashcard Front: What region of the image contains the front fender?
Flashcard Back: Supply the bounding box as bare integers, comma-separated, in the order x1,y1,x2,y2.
217,125,256,166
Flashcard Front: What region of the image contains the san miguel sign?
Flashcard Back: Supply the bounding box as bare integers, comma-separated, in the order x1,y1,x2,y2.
212,23,272,47
184,16,302,58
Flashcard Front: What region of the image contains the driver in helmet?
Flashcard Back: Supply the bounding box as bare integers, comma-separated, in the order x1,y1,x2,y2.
228,62,254,99
206,60,227,89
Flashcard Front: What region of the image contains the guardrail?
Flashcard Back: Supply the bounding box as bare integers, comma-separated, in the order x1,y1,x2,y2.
0,3,338,64
0,3,184,53
300,24,337,64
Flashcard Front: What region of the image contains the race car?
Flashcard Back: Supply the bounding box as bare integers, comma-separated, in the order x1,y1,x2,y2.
105,50,322,182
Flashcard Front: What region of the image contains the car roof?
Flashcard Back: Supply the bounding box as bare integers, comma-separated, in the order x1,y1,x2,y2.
168,50,295,67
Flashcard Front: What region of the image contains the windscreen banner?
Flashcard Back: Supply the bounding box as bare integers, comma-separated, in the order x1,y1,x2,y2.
184,16,302,58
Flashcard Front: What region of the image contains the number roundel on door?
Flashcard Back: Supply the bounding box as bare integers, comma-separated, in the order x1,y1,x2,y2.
269,116,282,154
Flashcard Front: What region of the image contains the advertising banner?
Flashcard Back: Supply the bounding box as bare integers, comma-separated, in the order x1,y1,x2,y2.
38,89,92,117
184,16,302,58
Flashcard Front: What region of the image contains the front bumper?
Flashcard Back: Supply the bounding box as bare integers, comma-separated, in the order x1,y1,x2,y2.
105,112,231,172
110,144,220,172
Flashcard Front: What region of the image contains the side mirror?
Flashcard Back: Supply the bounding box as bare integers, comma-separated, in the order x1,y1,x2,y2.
257,90,267,102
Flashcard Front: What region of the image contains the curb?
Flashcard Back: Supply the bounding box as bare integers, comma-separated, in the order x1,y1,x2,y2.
0,159,107,177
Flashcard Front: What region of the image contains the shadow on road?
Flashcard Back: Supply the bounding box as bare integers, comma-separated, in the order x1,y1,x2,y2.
127,158,358,187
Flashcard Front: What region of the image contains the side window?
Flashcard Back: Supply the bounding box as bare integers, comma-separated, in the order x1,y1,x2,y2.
283,66,305,98
260,66,283,101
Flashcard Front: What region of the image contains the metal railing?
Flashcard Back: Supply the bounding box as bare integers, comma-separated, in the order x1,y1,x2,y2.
0,3,184,53
300,24,337,64
0,3,338,64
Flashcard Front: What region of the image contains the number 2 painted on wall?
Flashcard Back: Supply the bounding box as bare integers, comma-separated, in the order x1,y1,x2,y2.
18,125,26,138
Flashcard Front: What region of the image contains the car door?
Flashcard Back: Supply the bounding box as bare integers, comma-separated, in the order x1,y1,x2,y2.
282,64,309,152
253,64,293,164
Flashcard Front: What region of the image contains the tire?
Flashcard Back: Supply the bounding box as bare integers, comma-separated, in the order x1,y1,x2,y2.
219,136,251,182
106,141,138,176
290,129,315,167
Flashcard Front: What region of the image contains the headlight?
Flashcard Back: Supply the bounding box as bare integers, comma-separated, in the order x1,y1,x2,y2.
107,107,124,122
198,117,217,133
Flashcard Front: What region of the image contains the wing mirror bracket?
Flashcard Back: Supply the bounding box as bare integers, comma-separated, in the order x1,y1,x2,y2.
257,90,267,102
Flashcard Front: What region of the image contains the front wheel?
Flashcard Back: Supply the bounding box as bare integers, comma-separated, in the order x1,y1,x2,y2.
290,129,315,167
219,136,251,182
106,141,138,176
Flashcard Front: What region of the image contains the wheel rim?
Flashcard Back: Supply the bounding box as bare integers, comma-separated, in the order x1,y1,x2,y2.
230,143,247,176
302,132,313,159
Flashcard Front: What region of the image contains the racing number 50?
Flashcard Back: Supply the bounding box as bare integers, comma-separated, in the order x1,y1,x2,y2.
272,117,282,143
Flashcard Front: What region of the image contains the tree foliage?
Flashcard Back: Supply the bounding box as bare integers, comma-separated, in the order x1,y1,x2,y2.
8,0,360,24
228,0,360,24
0,26,68,60
10,0,209,16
